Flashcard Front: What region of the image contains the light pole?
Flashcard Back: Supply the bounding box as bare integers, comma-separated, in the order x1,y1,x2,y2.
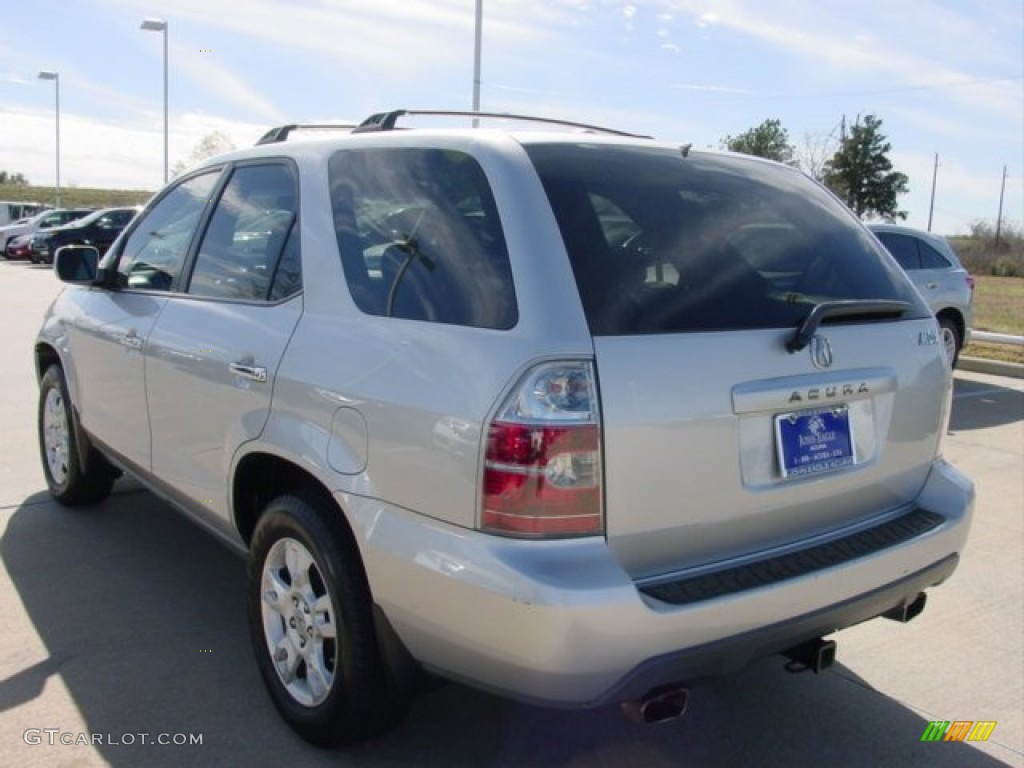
472,0,482,113
141,18,169,183
37,71,60,207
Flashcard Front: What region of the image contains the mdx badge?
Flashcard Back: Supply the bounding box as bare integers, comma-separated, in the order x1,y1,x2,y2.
810,335,833,369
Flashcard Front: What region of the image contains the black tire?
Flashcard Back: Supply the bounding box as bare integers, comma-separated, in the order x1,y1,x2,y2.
938,316,962,368
247,493,408,746
37,364,116,506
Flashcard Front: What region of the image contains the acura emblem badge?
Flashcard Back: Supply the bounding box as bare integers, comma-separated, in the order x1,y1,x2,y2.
810,335,833,369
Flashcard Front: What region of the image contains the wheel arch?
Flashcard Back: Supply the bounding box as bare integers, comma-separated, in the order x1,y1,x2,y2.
232,451,353,550
34,341,61,384
935,307,965,342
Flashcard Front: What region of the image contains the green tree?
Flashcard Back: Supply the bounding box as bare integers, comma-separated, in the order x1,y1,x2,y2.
722,119,796,164
0,170,29,185
823,114,909,220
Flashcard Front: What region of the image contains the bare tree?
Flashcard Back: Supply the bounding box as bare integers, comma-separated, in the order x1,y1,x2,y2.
171,131,237,178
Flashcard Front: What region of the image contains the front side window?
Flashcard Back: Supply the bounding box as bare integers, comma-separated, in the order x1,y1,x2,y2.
116,171,221,291
525,143,926,335
188,163,300,301
329,147,517,329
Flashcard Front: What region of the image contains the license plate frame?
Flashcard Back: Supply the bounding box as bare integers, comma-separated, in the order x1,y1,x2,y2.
775,405,856,479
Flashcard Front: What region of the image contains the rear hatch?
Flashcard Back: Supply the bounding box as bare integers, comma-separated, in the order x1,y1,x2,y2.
525,143,946,579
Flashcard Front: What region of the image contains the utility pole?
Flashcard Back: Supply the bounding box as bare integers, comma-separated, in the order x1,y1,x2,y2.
927,153,938,232
994,165,1007,249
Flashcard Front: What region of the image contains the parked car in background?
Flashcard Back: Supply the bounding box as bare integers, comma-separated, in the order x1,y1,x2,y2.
0,200,49,227
36,110,973,747
1,207,94,256
29,207,139,264
868,224,974,366
4,234,34,260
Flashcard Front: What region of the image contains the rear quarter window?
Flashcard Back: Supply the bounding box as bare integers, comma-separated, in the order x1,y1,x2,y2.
525,144,926,335
329,147,517,330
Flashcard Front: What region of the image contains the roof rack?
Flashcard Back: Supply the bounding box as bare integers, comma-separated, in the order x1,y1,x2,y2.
353,109,649,138
256,123,357,145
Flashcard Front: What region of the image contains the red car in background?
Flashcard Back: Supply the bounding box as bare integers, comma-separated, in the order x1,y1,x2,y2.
4,234,34,260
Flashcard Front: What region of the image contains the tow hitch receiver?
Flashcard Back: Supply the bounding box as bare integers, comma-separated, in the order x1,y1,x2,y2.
783,637,837,674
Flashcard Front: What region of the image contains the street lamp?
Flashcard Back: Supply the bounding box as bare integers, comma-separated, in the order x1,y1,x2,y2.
140,18,168,184
472,0,482,113
37,71,60,207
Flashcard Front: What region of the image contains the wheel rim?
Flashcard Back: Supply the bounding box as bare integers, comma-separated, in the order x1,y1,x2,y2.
260,537,338,707
941,326,957,365
43,388,70,485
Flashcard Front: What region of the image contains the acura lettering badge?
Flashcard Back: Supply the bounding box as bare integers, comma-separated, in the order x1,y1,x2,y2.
810,335,833,369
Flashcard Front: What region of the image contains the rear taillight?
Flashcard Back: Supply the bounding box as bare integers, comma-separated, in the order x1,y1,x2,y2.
966,274,975,293
482,362,602,537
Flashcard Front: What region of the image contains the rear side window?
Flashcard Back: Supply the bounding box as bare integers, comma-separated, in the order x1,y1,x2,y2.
525,144,925,335
874,232,920,270
918,240,953,269
329,148,517,329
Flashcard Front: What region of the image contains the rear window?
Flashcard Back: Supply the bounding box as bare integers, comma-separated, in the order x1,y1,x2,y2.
525,144,925,335
329,147,517,330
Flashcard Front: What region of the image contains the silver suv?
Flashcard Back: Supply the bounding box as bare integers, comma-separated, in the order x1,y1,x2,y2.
36,110,974,747
868,223,974,366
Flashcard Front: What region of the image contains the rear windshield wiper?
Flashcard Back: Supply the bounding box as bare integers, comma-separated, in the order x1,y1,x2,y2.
787,300,911,353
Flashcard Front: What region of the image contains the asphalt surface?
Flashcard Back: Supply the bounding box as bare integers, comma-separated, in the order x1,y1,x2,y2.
1,258,1021,767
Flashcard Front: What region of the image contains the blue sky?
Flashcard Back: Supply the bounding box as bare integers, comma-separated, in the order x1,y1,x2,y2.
1,0,1021,235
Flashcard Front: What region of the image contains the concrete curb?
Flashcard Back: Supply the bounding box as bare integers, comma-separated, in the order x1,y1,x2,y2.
958,356,1024,379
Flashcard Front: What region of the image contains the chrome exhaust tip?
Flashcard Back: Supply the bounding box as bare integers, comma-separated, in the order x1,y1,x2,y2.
622,683,689,725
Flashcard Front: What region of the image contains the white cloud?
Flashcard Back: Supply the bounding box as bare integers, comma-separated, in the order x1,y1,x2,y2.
0,72,33,85
696,12,719,28
168,40,284,122
671,82,751,94
0,106,266,190
662,0,1022,121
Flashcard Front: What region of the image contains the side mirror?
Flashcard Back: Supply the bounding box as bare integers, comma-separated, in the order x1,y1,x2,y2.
54,245,101,284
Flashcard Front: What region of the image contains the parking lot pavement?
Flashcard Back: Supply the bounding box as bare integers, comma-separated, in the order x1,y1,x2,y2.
1,260,1021,766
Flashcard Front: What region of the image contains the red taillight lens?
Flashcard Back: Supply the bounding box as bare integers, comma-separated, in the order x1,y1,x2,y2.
966,274,975,293
481,362,603,537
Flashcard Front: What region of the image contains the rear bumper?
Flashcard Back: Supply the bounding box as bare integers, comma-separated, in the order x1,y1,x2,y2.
607,553,957,703
344,457,973,707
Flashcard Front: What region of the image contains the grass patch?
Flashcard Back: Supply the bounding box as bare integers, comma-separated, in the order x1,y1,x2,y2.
971,275,1024,335
0,183,153,210
962,275,1023,365
962,341,1024,365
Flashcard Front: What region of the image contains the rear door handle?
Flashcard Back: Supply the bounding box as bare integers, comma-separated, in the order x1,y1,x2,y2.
925,282,938,289
229,362,268,383
119,331,143,349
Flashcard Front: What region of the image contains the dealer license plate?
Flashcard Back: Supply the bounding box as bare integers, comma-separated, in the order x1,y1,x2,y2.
775,406,856,479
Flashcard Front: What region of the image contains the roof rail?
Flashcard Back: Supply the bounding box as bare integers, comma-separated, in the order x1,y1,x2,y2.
256,123,357,145
353,109,649,138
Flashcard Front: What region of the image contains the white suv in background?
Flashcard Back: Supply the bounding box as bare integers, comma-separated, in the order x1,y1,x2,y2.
37,110,973,747
868,223,974,366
